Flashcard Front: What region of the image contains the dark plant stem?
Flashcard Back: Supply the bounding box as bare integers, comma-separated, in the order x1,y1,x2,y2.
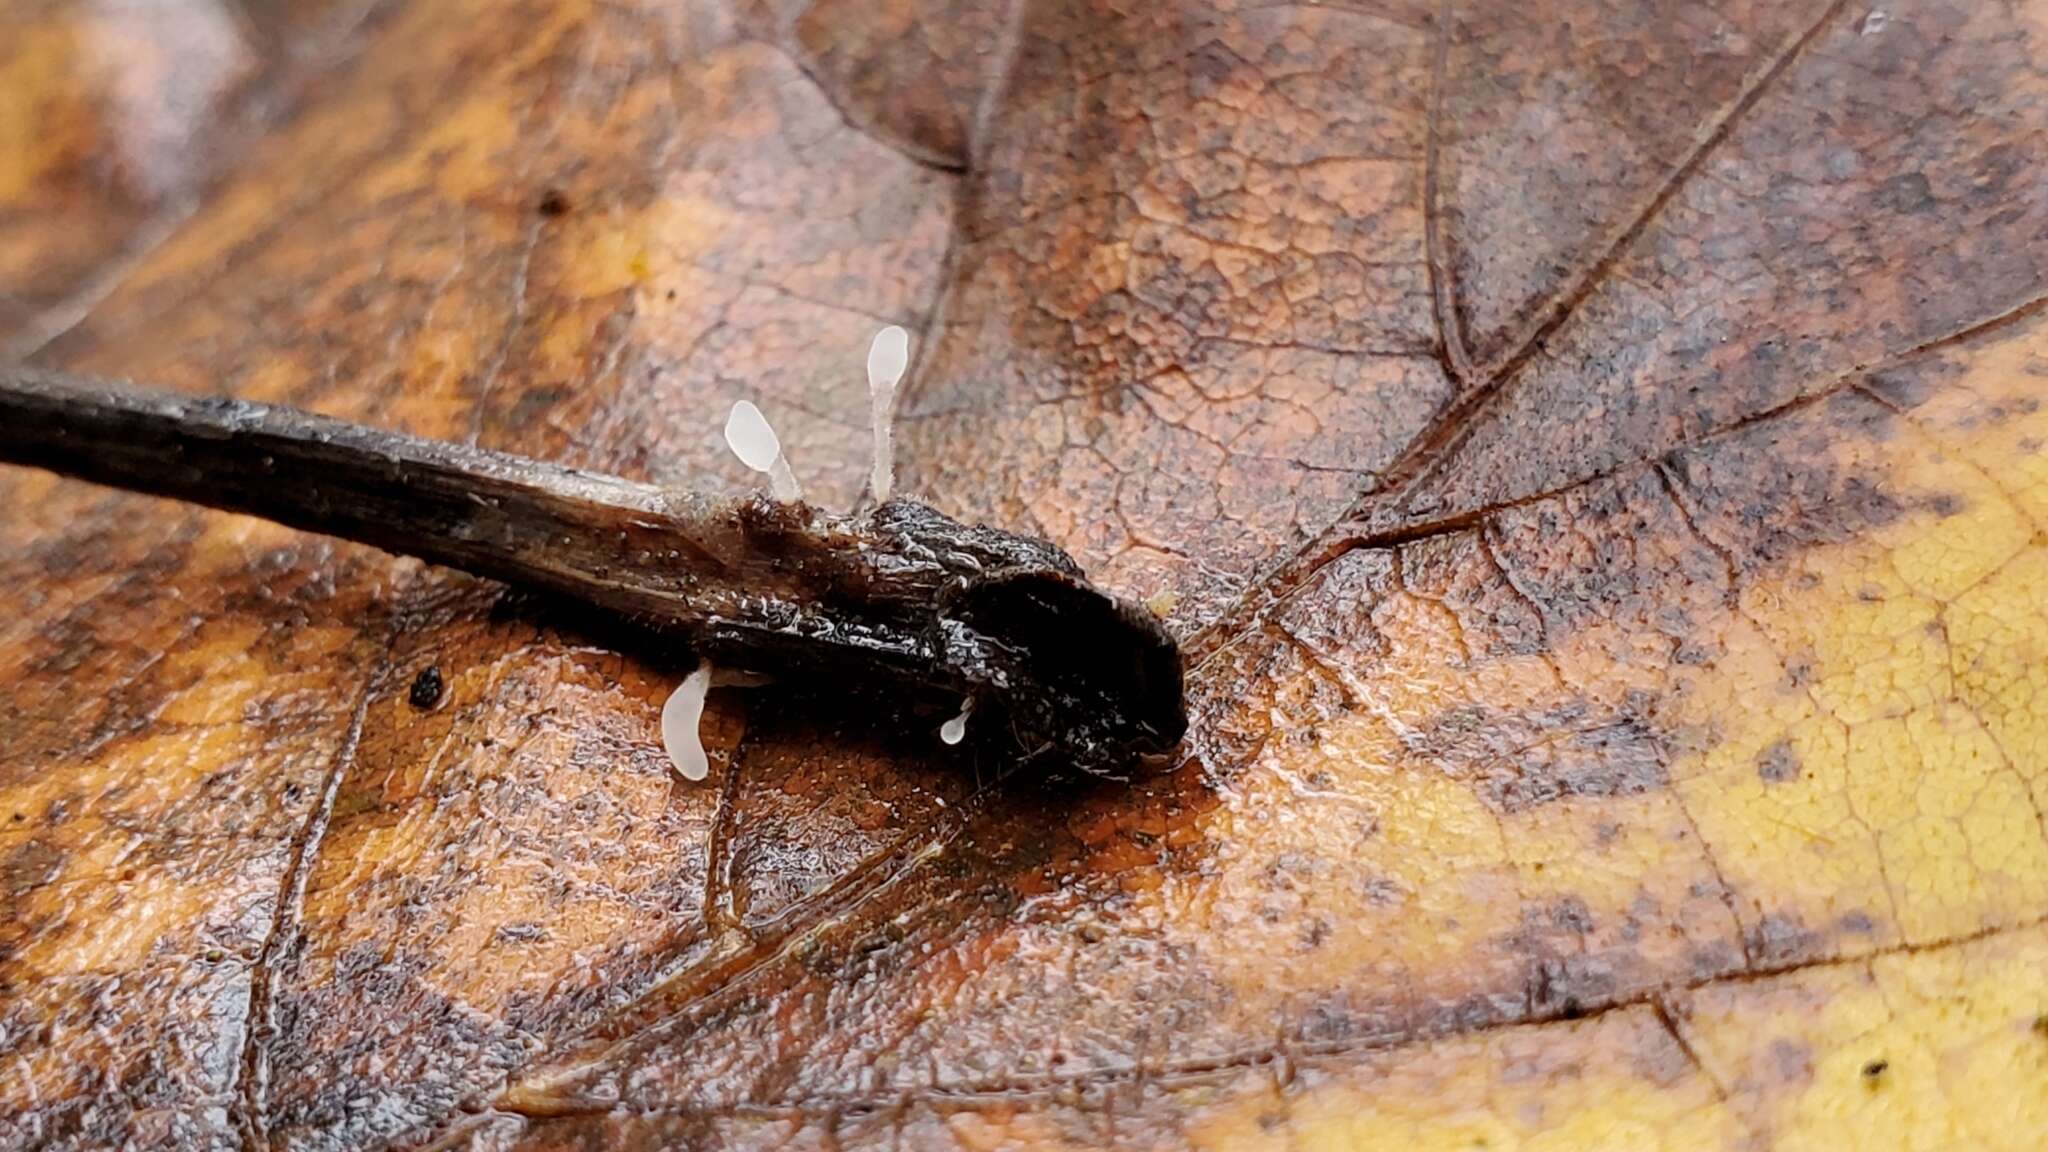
0,370,1185,774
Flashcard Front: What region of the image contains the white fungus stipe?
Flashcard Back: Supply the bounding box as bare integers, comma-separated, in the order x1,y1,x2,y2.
939,696,974,746
661,661,715,781
724,400,802,502
766,456,801,503
867,326,909,504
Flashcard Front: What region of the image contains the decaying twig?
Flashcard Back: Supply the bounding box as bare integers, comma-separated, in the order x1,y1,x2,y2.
0,370,1186,776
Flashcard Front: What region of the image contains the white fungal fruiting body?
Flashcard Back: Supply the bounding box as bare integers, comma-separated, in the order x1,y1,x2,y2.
723,400,780,470
867,325,910,389
866,326,909,504
939,696,974,745
661,661,715,781
671,327,941,774
724,400,802,502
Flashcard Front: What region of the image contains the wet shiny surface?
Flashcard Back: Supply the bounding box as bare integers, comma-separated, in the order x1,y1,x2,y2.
3,1,2047,1149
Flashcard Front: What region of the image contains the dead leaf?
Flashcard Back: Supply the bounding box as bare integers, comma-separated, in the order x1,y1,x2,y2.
3,0,2046,1149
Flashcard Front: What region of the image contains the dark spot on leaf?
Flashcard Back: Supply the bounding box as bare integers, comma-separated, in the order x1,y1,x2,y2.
1756,739,1801,783
505,384,573,429
409,666,445,710
1861,1058,1888,1084
1925,491,1965,518
1299,917,1331,950
1419,707,1670,814
1358,876,1401,906
1748,914,1819,966
1550,897,1594,936
3,838,66,895
1875,172,1934,215
1861,368,1934,410
536,188,570,217
1769,1038,1814,1085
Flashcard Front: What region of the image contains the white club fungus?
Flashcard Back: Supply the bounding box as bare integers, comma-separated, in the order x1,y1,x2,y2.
724,400,802,502
661,660,715,781
939,696,974,745
866,326,910,503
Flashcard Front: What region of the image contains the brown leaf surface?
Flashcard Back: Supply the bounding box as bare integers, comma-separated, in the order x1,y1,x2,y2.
3,1,2047,1150
0,0,384,358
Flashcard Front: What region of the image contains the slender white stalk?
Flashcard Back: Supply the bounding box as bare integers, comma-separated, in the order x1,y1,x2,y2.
866,326,909,504
869,391,896,504
767,456,802,503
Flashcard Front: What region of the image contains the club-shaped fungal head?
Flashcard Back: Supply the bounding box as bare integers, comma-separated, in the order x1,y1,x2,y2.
725,399,802,502
661,661,715,781
867,325,909,392
939,696,973,745
724,400,781,473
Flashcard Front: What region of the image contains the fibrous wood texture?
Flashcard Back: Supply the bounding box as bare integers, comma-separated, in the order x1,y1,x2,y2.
2,0,2046,1149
